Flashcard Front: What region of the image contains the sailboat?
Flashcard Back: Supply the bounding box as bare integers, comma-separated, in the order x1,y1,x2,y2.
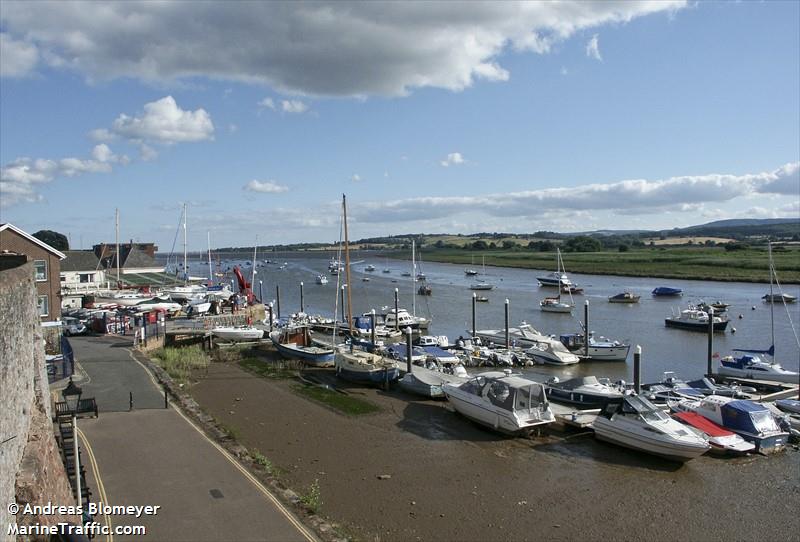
465,254,479,276
718,243,799,383
334,194,399,387
469,255,494,290
539,249,574,313
537,248,573,287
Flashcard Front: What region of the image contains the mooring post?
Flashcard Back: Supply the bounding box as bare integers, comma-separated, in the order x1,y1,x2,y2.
370,309,376,345
472,293,476,339
633,345,642,394
584,300,590,359
504,299,510,349
394,288,399,331
258,280,263,304
129,391,133,411
300,281,304,313
163,385,168,409
268,302,274,331
406,326,413,374
276,285,281,319
707,307,714,378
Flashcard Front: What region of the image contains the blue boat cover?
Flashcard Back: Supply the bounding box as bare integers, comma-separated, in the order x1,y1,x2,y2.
421,346,459,361
652,287,682,296
720,400,769,434
385,343,426,359
732,345,775,356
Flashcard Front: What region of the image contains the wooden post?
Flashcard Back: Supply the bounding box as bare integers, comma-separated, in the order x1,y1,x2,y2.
472,292,476,339
370,309,376,345
504,299,509,349
584,300,589,359
707,307,714,378
300,281,305,313
394,288,399,331
340,285,346,323
633,345,642,394
276,285,281,319
406,326,413,374
258,280,263,304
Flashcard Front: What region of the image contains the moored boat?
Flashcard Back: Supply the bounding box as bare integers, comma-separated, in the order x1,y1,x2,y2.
762,293,796,303
652,286,683,297
270,325,334,367
718,352,799,383
211,326,265,341
608,292,640,303
665,306,729,332
540,296,573,313
545,376,623,408
559,333,631,361
592,395,710,462
442,371,554,435
537,248,572,288
671,411,755,455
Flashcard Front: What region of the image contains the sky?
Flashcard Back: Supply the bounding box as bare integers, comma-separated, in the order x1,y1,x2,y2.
1,1,798,251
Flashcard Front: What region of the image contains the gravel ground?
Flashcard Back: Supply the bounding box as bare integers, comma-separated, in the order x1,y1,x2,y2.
190,359,800,542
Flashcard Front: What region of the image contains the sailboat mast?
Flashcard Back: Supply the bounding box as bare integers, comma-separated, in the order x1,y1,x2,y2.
207,231,213,286
115,208,120,285
251,236,258,295
769,241,775,353
343,195,353,334
412,239,416,316
182,202,188,284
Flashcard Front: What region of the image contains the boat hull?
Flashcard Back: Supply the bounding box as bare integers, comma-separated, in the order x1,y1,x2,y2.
337,365,399,385
665,319,729,332
211,327,265,341
398,374,445,398
443,392,552,435
717,366,799,383
545,388,620,408
271,340,334,367
592,418,709,462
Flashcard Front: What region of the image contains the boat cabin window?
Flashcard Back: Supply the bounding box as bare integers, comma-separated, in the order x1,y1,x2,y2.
750,410,780,433
461,377,485,396
623,396,668,422
514,385,544,411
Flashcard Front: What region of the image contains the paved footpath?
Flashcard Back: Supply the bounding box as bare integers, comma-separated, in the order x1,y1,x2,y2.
70,336,316,542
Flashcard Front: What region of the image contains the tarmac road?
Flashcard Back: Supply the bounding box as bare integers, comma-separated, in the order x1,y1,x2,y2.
71,335,316,542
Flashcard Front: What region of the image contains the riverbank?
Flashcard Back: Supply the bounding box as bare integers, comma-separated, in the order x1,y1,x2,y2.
407,246,800,283
187,350,800,542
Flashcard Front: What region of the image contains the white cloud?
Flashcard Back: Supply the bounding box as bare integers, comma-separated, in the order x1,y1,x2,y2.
258,97,276,110
440,152,465,167
351,174,362,182
0,2,686,96
109,96,214,144
89,128,116,142
586,34,602,61
560,66,568,76
281,100,309,114
91,143,128,164
243,179,289,193
347,162,800,223
0,33,39,77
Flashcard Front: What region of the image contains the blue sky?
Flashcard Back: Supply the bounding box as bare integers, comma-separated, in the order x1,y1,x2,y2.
1,1,798,250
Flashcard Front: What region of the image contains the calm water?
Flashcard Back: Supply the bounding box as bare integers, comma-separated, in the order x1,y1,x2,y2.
190,251,800,383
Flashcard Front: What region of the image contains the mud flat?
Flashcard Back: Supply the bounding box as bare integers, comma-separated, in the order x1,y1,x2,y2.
190,361,800,542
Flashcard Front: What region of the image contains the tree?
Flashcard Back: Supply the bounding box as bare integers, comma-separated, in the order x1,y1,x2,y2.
32,230,69,250
618,244,629,252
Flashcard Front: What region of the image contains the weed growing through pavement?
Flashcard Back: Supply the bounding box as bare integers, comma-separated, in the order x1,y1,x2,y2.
300,479,322,513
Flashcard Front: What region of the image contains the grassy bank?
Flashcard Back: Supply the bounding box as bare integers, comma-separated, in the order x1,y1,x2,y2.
291,383,380,415
413,246,800,283
152,345,212,383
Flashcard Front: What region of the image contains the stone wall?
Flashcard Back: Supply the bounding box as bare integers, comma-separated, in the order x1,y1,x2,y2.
0,262,74,541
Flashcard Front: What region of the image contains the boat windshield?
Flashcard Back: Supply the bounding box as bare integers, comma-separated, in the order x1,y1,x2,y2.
750,410,780,433
622,396,668,422
486,381,514,410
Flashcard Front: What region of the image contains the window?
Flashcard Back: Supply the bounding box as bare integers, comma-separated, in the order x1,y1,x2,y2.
79,273,94,283
34,260,47,281
37,295,49,317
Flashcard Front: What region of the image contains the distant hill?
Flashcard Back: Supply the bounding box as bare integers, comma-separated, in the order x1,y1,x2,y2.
669,218,799,238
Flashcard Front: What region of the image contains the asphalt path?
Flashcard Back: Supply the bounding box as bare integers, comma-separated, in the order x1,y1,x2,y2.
71,335,315,542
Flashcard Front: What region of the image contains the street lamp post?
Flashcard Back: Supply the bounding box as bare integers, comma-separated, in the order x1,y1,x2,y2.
62,379,82,506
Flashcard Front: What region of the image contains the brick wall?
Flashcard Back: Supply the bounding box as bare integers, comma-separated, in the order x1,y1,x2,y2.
0,229,62,322
0,262,75,539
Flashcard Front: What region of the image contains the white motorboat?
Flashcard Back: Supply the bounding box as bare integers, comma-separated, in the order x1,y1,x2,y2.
316,274,329,285
592,395,710,462
133,297,182,313
398,357,469,399
559,333,631,361
364,264,376,272
665,306,729,332
443,371,554,435
162,284,208,301
211,326,264,341
469,281,494,291
475,324,580,365
383,308,429,331
670,396,789,454
718,353,799,383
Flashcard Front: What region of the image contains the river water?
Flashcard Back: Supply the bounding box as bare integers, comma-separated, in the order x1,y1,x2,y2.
191,251,800,384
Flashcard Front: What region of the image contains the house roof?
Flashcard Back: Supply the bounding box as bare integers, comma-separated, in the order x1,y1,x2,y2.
61,250,102,272
121,246,160,269
0,223,66,259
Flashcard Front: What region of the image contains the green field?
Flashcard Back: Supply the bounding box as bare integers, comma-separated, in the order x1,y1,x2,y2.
410,246,800,283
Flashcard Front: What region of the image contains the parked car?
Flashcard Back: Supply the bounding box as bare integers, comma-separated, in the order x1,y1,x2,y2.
62,317,87,336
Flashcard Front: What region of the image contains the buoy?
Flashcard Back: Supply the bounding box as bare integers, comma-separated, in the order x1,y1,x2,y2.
738,314,743,319
751,306,756,310
731,327,736,333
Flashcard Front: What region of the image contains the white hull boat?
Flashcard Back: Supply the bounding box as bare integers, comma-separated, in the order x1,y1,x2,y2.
593,395,710,462
718,354,799,384
540,297,573,313
475,325,580,365
443,371,554,435
211,326,264,341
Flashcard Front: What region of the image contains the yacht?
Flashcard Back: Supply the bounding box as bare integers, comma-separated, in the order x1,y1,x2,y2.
474,324,580,365
315,274,329,285
592,395,710,462
270,325,334,367
537,248,572,287
671,411,755,455
540,296,574,313
718,353,799,384
664,306,729,332
383,308,430,331
443,371,554,435
559,333,631,361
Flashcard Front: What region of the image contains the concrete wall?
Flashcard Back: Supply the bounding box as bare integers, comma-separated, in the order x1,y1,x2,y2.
0,261,74,541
